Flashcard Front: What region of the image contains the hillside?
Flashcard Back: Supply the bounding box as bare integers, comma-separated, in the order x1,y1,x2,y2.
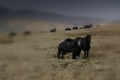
0,6,107,33
0,6,106,25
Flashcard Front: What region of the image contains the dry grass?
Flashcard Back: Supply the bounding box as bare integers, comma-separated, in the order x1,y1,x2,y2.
0,26,120,80
0,36,14,44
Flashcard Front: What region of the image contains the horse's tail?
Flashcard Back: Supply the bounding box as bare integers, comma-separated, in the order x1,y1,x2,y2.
57,43,62,59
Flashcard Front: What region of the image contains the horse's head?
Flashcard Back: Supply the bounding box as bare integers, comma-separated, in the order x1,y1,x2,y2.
84,35,91,47
86,35,91,43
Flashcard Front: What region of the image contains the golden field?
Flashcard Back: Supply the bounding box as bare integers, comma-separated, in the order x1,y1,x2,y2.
0,26,120,80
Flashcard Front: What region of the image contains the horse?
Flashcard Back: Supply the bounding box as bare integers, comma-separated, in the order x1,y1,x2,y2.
84,24,92,29
65,28,71,31
73,27,78,30
76,35,91,58
50,28,56,32
57,37,83,59
24,31,31,35
9,32,16,37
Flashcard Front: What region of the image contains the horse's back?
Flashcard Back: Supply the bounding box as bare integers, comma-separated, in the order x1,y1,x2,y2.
65,38,73,42
59,39,75,52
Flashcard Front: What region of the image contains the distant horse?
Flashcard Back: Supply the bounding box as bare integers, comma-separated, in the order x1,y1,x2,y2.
73,27,78,30
24,31,31,35
77,35,91,58
96,25,100,27
9,32,16,37
57,37,83,59
50,28,56,32
65,28,71,31
84,24,92,29
80,27,83,29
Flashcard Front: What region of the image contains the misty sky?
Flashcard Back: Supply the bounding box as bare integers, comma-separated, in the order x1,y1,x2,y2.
0,0,120,20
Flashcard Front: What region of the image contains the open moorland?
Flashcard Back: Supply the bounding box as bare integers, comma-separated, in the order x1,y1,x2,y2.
0,26,120,80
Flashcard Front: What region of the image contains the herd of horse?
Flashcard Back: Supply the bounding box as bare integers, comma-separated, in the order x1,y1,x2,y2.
50,24,92,32
9,31,31,37
65,24,92,31
58,35,91,59
65,27,79,31
49,25,92,59
9,25,92,60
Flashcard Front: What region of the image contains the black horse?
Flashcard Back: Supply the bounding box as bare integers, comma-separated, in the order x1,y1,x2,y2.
9,32,16,37
65,28,71,31
73,27,78,30
57,37,83,59
50,28,56,32
24,31,31,35
76,35,91,58
84,24,92,29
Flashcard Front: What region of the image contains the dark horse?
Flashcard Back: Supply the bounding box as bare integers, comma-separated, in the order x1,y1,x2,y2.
65,28,71,31
57,37,83,59
24,31,31,35
84,24,92,29
9,32,16,37
50,28,56,32
77,35,91,58
73,27,78,30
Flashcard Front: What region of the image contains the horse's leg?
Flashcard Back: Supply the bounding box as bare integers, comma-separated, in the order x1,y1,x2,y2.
57,46,61,59
83,50,86,59
87,47,90,57
87,50,89,57
72,51,76,59
57,51,61,59
78,50,81,59
72,48,77,59
61,51,65,59
77,49,81,56
76,49,81,59
72,46,80,59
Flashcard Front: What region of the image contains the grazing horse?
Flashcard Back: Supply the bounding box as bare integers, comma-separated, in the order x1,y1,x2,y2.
50,28,56,32
24,31,31,35
76,35,91,58
84,24,92,29
57,37,83,59
73,27,78,30
9,32,16,37
65,28,71,31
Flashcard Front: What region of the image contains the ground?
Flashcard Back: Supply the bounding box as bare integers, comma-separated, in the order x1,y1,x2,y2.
0,26,120,80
